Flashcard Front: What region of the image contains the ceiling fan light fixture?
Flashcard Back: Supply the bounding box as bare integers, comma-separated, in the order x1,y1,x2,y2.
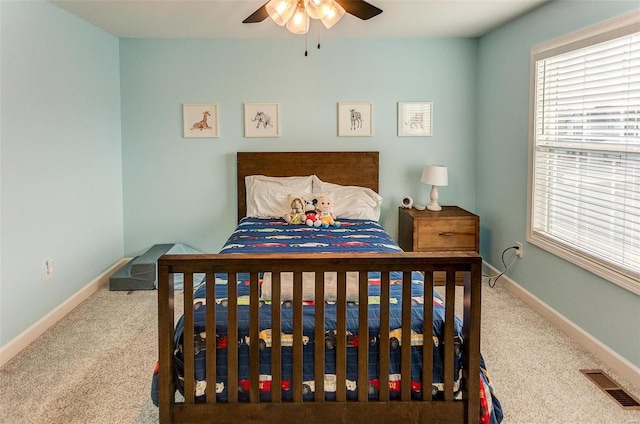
320,0,345,29
266,0,297,26
286,2,310,34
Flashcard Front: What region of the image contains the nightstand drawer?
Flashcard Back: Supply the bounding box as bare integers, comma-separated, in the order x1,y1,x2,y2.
416,219,477,251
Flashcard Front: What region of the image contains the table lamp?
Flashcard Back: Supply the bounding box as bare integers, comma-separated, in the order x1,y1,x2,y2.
421,164,448,211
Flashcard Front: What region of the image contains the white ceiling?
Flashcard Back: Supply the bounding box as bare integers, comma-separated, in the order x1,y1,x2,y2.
50,0,550,39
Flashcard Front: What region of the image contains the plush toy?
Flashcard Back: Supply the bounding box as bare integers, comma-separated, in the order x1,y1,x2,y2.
283,196,306,225
304,198,321,227
315,195,340,228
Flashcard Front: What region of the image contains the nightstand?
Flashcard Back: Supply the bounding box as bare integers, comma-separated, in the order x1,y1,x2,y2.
398,206,479,284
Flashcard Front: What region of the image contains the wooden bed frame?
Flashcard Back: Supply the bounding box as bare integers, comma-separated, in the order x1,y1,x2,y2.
157,152,482,424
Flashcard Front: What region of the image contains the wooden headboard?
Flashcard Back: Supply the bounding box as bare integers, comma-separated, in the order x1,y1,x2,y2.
237,151,379,221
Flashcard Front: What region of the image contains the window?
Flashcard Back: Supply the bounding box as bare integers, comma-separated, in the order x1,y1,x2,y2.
527,11,640,294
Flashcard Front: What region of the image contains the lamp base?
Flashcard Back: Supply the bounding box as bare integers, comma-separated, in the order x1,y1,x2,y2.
427,185,442,211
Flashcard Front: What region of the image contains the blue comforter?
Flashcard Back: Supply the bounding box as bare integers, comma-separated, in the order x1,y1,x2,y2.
219,217,403,254
152,218,502,423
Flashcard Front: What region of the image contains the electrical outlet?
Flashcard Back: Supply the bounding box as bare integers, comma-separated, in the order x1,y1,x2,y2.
515,242,523,258
45,259,54,281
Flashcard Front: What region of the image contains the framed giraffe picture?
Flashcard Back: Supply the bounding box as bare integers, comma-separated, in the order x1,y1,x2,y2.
338,102,373,137
398,102,432,136
183,103,219,138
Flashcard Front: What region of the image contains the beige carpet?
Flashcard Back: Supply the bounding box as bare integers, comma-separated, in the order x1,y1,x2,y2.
1,281,639,424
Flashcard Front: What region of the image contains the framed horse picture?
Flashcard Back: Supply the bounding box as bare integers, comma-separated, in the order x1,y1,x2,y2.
183,103,219,138
338,102,373,137
244,103,280,138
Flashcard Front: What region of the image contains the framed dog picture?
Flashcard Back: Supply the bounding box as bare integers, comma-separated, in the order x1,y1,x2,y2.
244,103,280,138
183,103,219,138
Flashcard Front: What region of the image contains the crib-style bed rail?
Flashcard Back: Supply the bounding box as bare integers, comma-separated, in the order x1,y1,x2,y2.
157,252,482,424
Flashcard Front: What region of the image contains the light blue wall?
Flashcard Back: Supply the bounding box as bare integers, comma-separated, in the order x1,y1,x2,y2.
477,1,640,367
120,38,479,256
2,0,638,371
0,1,123,347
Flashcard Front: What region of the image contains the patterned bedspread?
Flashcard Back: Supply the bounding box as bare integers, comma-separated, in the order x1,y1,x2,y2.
152,217,503,424
219,217,403,254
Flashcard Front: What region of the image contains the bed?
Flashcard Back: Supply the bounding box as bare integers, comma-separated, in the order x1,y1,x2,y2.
154,151,502,423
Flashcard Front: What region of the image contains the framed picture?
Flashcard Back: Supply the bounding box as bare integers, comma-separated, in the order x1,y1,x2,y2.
183,103,219,138
244,103,280,138
338,102,373,137
398,102,433,136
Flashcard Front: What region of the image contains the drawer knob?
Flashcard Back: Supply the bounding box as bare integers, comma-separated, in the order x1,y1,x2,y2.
438,232,455,236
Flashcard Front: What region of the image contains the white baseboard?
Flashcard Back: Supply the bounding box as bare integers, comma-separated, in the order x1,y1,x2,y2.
483,262,640,389
0,258,129,368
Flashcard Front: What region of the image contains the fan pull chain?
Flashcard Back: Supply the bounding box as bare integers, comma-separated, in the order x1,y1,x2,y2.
303,21,322,56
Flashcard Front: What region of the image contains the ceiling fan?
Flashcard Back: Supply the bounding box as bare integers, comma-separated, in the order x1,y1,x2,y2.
243,0,383,28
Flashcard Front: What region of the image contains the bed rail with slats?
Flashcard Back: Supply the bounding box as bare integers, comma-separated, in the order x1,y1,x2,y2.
157,252,482,424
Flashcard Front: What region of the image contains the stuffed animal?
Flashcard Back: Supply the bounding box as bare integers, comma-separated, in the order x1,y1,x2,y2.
283,196,306,225
304,198,321,227
315,195,340,228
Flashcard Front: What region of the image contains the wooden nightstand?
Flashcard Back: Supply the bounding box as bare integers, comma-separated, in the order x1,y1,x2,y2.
398,206,479,253
398,206,479,284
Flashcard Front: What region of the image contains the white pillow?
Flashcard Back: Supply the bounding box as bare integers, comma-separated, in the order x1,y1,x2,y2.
246,175,314,218
312,177,383,221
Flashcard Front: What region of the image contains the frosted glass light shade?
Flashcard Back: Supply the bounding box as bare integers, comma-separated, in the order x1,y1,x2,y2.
286,5,310,34
305,0,329,19
266,0,297,26
320,0,345,29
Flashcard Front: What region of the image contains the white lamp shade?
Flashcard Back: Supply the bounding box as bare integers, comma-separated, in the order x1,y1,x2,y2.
421,165,448,186
320,0,346,29
266,0,296,26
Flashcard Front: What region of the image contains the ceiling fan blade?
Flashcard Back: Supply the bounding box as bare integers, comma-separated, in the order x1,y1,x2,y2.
243,2,270,23
335,0,382,20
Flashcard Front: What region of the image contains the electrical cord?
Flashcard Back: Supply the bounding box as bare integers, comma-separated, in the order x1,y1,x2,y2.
487,245,520,288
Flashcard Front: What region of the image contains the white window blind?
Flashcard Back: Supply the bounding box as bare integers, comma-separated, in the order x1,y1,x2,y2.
528,12,640,294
